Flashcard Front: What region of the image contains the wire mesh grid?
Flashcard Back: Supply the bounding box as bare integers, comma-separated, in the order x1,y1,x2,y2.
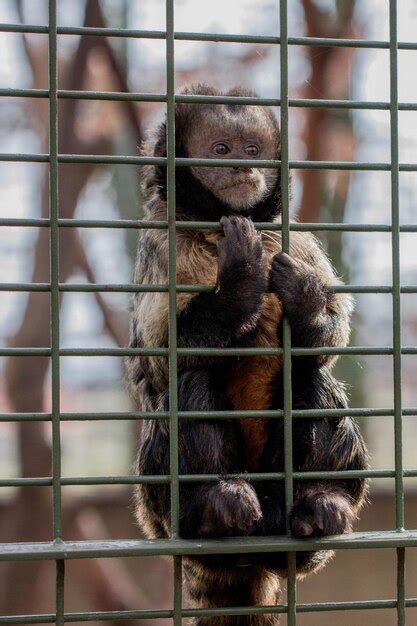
0,0,415,624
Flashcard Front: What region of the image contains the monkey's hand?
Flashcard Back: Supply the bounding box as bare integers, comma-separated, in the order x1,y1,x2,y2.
218,216,265,286
216,217,266,330
269,252,329,322
291,488,355,538
199,479,262,538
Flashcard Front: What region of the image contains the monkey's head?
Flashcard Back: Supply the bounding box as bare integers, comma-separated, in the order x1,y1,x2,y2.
142,84,282,222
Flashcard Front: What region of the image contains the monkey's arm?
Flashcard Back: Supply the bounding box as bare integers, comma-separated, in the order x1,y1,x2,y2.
269,235,352,362
177,216,266,349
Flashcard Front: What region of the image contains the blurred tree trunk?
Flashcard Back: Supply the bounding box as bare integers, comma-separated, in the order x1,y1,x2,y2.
297,0,365,408
1,2,164,624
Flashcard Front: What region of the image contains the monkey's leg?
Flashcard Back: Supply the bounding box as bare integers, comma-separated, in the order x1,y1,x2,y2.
185,560,281,626
290,364,368,573
262,363,368,576
137,369,262,539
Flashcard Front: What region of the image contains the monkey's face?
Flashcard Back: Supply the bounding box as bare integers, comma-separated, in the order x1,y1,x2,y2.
186,107,279,214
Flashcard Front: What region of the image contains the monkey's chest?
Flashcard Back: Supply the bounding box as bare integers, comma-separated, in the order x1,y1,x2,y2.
226,293,282,468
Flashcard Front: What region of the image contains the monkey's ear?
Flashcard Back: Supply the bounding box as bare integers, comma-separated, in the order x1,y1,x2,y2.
153,122,167,158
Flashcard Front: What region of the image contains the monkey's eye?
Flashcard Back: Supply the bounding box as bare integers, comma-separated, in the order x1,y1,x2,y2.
212,143,231,155
245,145,260,157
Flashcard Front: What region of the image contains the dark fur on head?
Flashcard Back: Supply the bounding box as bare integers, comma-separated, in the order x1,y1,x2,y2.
141,83,282,222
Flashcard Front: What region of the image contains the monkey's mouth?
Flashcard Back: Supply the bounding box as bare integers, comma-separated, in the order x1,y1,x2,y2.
217,179,257,192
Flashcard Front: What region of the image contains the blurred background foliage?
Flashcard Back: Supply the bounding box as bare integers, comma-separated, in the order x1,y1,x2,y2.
0,1,417,624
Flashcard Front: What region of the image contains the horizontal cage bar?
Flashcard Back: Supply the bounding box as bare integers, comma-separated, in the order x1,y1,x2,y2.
1,153,417,171
2,218,417,233
2,283,416,294
0,531,417,562
1,346,416,357
0,346,417,357
0,88,417,112
4,596,417,624
3,597,417,624
3,406,417,422
0,23,417,50
2,468,417,489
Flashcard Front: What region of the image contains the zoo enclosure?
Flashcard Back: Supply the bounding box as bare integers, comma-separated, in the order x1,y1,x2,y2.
0,0,416,624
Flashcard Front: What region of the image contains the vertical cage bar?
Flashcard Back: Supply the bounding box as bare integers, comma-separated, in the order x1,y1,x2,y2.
279,0,296,623
389,0,403,536
166,0,183,623
49,0,64,624
166,0,179,542
389,1,405,624
49,0,62,543
56,560,65,626
397,547,406,625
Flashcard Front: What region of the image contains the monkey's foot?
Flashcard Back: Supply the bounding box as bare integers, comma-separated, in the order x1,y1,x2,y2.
199,479,262,537
290,489,354,538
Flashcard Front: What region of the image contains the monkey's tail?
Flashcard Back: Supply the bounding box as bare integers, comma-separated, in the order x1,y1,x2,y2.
184,559,281,626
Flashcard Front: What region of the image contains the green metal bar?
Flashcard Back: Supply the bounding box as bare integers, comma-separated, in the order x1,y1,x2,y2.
173,555,182,626
48,2,65,623
4,346,417,358
3,217,417,232
55,560,65,626
2,87,417,112
5,469,417,488
4,282,417,296
2,467,417,489
4,598,417,624
48,0,62,544
1,22,417,50
389,0,404,537
7,465,417,490
2,152,417,170
0,469,417,487
3,282,417,294
1,531,417,561
397,548,406,626
389,4,406,626
5,405,417,422
166,0,179,539
279,0,297,623
165,0,183,621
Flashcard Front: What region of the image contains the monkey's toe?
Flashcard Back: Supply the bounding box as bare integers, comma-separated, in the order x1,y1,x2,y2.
199,479,262,538
290,489,355,538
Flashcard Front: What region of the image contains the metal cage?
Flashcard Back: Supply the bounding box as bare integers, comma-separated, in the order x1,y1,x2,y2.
0,0,416,624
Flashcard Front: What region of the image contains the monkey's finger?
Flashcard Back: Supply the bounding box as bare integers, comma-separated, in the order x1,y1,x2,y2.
239,216,257,239
220,216,239,244
224,216,253,253
237,218,263,254
220,215,230,231
272,251,297,269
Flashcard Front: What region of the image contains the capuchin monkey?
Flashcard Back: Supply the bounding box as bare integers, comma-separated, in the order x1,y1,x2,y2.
127,84,368,626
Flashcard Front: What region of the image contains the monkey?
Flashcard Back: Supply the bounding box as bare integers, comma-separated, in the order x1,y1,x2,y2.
126,84,368,626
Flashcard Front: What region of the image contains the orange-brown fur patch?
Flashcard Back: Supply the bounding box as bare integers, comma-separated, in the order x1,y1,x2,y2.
226,293,282,468
225,232,283,468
